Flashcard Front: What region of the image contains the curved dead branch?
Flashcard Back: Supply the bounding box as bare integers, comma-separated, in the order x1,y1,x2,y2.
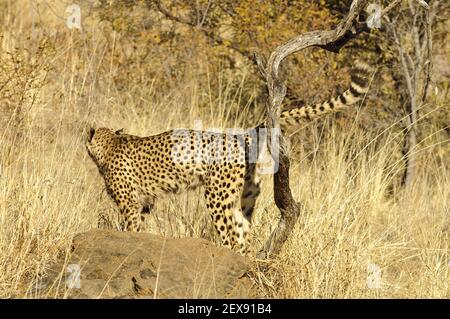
256,0,372,259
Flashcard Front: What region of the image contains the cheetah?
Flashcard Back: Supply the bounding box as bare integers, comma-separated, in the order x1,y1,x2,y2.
86,61,371,254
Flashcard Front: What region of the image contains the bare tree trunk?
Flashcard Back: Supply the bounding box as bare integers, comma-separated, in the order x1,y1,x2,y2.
254,0,374,259
386,0,434,188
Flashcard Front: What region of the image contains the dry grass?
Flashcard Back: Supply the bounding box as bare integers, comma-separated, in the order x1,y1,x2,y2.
0,1,448,298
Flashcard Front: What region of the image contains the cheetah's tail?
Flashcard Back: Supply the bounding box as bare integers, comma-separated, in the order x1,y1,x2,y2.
280,61,372,128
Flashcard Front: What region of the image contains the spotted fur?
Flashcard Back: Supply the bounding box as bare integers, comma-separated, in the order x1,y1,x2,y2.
86,61,371,254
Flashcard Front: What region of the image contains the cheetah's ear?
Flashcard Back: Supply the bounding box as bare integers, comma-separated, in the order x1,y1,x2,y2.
88,127,95,142
115,128,124,135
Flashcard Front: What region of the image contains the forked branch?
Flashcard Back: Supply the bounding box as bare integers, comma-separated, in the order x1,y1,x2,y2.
257,0,372,259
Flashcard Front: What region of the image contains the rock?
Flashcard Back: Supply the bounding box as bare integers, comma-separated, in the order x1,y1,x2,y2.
46,229,254,298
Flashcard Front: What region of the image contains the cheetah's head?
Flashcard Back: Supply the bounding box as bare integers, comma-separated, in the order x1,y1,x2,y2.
86,127,121,171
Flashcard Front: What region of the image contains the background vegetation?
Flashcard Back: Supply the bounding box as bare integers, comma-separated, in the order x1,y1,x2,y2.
0,0,448,298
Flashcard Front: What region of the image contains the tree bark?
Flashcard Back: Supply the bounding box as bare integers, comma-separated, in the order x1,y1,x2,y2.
386,0,434,188
255,0,373,259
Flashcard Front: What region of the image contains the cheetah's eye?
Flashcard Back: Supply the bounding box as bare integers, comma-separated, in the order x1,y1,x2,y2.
89,128,95,142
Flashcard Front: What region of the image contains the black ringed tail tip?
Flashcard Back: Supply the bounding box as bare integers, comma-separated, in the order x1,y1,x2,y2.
279,60,372,126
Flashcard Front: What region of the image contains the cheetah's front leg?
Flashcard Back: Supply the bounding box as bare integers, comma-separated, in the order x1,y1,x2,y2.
119,202,144,232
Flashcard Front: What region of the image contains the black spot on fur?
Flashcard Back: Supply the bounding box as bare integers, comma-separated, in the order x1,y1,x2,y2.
328,100,335,109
